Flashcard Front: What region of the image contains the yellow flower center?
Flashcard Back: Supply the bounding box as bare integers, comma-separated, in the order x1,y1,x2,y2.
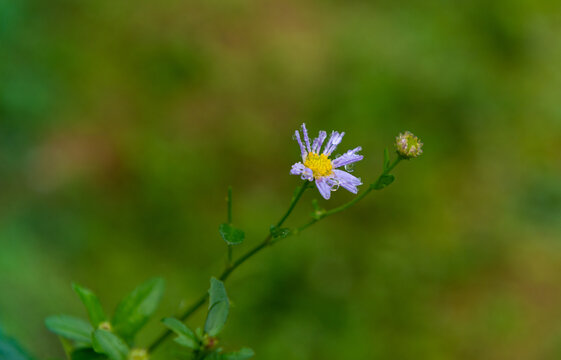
304,152,333,178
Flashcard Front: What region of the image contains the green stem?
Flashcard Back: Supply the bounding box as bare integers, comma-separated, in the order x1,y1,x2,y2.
274,182,310,229
293,156,402,234
149,156,401,352
227,186,232,224
148,181,310,352
325,157,401,216
227,186,233,264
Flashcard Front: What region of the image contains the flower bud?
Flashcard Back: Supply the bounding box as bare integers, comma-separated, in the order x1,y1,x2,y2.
203,334,219,350
395,131,423,159
128,348,149,360
98,321,112,331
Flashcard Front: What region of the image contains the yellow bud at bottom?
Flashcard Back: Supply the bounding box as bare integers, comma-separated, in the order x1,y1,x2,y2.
98,321,112,331
128,348,149,360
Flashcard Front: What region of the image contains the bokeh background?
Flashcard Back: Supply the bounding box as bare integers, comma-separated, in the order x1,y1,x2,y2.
2,0,561,359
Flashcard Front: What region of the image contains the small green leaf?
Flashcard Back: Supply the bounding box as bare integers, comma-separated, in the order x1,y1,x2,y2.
218,224,245,245
112,278,165,342
373,174,395,190
92,330,129,360
71,348,107,360
269,225,290,240
207,278,228,309
223,348,254,360
204,278,229,336
72,283,107,327
162,318,198,349
0,328,34,360
45,315,93,345
195,327,203,339
383,148,390,170
205,301,229,337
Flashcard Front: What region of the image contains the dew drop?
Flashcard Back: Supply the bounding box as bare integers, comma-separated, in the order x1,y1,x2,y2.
344,163,355,173
328,178,340,191
292,134,297,140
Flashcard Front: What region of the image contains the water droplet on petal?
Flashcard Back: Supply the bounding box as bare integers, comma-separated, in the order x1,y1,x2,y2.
292,134,297,140
335,153,342,159
328,178,340,191
344,163,355,173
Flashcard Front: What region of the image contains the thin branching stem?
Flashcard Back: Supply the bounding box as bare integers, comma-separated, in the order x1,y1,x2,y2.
227,186,233,264
148,157,402,353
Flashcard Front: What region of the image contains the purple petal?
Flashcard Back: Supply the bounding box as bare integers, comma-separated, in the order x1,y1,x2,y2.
312,131,327,154
301,123,312,153
290,162,313,181
315,178,331,200
294,130,307,161
323,131,345,156
333,169,362,194
332,147,363,168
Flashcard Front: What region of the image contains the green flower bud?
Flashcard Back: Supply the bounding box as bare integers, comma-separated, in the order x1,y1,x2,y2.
395,131,423,159
128,348,148,360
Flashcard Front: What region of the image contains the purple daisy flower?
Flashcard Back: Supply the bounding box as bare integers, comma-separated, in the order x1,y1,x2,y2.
290,123,364,200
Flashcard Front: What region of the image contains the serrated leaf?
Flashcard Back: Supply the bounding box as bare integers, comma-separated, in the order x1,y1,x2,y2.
71,348,107,360
111,278,165,342
45,315,93,345
0,328,34,360
162,318,198,349
373,174,395,190
73,283,107,327
204,278,229,336
218,224,245,245
383,148,390,170
223,348,254,360
92,330,128,360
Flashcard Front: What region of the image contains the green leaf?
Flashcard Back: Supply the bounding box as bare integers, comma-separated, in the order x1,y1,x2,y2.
207,278,228,309
204,278,229,336
92,330,129,360
373,174,395,190
223,348,254,360
218,223,245,245
111,278,165,342
162,318,198,349
0,328,34,360
383,148,390,170
72,283,107,327
71,348,107,360
45,315,93,345
269,225,290,240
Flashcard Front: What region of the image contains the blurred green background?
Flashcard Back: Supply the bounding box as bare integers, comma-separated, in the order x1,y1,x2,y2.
2,0,561,359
